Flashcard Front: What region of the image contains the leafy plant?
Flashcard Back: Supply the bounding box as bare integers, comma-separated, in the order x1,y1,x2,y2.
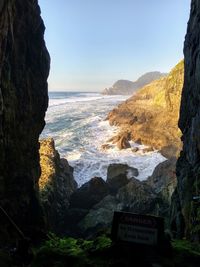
31,232,112,267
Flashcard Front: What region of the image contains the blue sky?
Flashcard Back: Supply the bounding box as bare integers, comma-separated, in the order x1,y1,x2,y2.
38,0,191,92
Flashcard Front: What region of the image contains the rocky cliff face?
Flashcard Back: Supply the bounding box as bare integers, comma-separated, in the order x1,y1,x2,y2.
0,0,50,244
102,72,167,95
107,60,184,158
171,0,200,240
39,138,77,233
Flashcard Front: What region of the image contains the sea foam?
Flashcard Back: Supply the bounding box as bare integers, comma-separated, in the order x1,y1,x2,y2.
41,92,166,187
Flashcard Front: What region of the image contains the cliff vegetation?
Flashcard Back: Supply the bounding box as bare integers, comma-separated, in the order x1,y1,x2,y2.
107,60,184,158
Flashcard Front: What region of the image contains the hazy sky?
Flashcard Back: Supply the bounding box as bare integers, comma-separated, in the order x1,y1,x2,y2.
38,0,191,92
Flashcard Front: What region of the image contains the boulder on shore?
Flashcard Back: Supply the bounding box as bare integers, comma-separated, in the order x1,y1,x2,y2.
70,160,177,238
69,177,109,209
108,132,131,150
117,135,131,149
146,158,177,204
107,163,139,194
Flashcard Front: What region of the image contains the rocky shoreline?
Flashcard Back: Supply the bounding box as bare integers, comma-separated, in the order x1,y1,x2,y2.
39,138,177,238
1,0,200,266
38,61,184,238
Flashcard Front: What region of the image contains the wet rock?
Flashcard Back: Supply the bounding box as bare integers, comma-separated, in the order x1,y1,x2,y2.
135,139,142,145
101,143,112,150
117,135,131,149
70,177,109,209
107,163,139,179
106,163,138,194
131,147,139,153
142,146,154,153
107,165,129,194
108,132,131,150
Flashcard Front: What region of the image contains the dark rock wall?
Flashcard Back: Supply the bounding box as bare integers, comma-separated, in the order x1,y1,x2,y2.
171,0,200,239
0,0,50,243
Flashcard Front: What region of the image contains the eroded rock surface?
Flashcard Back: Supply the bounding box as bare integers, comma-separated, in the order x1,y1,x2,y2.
0,0,50,244
39,138,77,233
171,0,200,240
147,158,177,204
65,161,176,238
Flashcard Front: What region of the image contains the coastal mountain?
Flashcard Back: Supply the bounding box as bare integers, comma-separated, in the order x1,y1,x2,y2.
102,71,167,95
107,60,184,158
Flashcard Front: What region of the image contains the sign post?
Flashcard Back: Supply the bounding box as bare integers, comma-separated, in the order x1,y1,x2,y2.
111,211,164,247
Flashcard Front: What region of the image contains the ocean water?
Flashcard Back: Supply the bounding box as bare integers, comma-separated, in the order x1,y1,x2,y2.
41,91,166,186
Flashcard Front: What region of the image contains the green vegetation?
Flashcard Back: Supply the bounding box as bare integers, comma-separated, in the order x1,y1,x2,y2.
172,239,200,256
1,233,199,267
29,232,200,267
31,233,200,267
31,233,112,267
170,239,200,267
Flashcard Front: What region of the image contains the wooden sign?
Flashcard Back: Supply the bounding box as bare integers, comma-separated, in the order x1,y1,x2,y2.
111,211,164,246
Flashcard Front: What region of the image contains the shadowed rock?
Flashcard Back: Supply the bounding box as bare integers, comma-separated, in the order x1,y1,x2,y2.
68,160,176,238
39,138,77,233
171,0,200,241
70,177,109,209
0,0,50,244
107,163,138,194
